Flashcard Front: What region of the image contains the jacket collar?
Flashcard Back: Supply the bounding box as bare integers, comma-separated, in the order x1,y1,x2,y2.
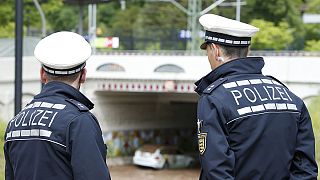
195,57,265,95
35,81,94,110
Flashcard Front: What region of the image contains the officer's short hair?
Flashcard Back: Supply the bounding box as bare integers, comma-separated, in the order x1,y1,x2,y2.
218,44,249,59
44,70,81,84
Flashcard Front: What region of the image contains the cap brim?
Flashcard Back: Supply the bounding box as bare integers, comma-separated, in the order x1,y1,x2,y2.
200,42,207,50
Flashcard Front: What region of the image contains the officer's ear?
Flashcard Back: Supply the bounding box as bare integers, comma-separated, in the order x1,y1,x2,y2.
210,43,220,56
79,68,87,84
40,67,47,84
212,44,225,62
211,44,222,56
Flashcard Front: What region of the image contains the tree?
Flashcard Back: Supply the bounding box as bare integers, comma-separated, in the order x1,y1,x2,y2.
300,0,320,49
97,2,121,36
109,4,142,50
46,5,79,32
250,19,294,50
0,23,15,38
303,24,320,41
37,0,76,33
243,0,306,49
304,0,320,13
0,0,15,37
0,0,66,36
0,0,14,25
105,1,188,50
242,0,303,26
132,2,187,50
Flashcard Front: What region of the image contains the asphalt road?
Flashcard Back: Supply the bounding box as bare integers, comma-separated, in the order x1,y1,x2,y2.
109,165,200,180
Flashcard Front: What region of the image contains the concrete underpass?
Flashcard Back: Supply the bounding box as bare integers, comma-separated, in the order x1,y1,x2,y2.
92,91,199,158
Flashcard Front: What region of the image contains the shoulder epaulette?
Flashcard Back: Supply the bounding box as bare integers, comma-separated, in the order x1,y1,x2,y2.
266,75,288,88
65,99,89,111
203,78,228,94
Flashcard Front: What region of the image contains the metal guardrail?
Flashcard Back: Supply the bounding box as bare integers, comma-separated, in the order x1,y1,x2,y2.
0,37,41,57
95,50,204,56
94,50,320,57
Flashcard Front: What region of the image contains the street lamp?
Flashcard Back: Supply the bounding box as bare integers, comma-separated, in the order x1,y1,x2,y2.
15,0,23,115
33,0,46,37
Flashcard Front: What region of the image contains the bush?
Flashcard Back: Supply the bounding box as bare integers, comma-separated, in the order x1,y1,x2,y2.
250,19,294,50
304,40,320,51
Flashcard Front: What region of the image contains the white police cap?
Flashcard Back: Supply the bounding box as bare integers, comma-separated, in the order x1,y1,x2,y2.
34,31,92,75
199,14,259,49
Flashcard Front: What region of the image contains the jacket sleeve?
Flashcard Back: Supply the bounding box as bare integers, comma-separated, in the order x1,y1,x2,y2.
290,104,318,179
198,95,235,180
4,143,14,180
67,113,111,180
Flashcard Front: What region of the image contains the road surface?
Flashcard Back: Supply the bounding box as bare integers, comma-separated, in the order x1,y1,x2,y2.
109,165,200,180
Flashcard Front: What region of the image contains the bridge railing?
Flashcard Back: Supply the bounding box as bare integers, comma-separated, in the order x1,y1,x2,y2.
1,36,320,58
94,50,320,57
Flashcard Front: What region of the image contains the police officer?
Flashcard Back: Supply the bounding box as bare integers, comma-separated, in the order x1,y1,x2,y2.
195,14,318,179
4,31,111,180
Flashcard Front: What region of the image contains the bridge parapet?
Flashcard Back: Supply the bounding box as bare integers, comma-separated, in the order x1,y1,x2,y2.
94,50,320,57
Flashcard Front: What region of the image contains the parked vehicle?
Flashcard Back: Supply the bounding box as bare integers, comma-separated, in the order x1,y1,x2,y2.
133,144,194,169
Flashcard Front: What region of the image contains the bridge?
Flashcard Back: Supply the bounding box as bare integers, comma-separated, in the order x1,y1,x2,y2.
1,53,319,157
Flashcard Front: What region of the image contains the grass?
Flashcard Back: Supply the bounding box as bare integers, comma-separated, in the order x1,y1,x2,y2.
308,96,320,167
0,119,6,180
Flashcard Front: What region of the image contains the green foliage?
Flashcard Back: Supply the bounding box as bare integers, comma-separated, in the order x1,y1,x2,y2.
304,0,320,43
304,40,320,51
0,0,64,36
0,0,320,50
25,0,44,28
0,23,15,38
223,0,305,49
242,0,303,26
110,5,141,37
0,1,14,25
0,1,14,38
134,2,186,36
304,0,320,13
46,6,79,32
97,2,121,35
308,96,320,165
109,5,141,49
107,1,187,50
304,24,320,41
132,2,187,50
250,19,294,50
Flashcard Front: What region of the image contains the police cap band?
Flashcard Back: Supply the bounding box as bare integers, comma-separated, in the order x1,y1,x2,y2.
199,14,259,49
34,31,92,75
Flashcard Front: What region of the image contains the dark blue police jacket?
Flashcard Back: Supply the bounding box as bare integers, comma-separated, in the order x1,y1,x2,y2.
195,57,318,180
4,81,111,180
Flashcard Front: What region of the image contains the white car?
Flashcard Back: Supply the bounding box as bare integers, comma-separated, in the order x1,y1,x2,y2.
133,144,194,169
